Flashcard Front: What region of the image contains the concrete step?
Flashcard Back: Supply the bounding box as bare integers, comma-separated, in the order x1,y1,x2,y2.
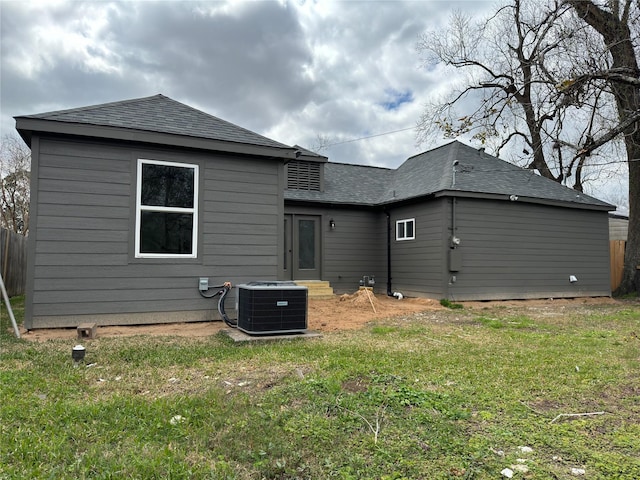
294,280,335,298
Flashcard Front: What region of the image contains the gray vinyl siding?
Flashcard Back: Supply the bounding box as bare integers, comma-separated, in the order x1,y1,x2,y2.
388,200,447,298
445,198,611,300
323,209,386,293
26,136,282,328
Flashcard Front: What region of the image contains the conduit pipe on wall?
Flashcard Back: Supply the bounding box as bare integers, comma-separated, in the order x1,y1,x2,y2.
199,281,237,328
448,196,461,286
451,196,457,238
385,210,403,300
386,211,393,297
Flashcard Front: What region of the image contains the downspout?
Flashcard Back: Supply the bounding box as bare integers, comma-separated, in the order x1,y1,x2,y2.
386,210,392,296
385,211,404,299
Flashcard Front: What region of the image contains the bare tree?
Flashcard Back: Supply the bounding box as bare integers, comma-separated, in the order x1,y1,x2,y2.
563,0,640,296
1,134,31,235
417,0,639,295
417,0,612,189
310,134,335,154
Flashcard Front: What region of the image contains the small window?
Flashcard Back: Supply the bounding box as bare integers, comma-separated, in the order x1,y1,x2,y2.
396,218,415,241
135,159,198,258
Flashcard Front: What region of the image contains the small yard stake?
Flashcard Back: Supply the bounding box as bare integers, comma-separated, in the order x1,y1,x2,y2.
364,288,377,314
0,273,20,338
550,411,605,423
337,403,385,444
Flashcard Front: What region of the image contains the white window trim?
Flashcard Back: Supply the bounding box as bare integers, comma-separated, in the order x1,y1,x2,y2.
396,218,415,241
135,158,199,258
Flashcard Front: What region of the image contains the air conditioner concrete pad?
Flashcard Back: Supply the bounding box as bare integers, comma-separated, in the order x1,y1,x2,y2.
222,329,322,343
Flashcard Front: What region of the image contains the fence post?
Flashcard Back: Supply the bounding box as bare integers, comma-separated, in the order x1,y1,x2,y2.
609,240,626,292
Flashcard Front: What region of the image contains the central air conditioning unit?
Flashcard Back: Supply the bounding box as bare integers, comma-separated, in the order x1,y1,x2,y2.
236,282,308,335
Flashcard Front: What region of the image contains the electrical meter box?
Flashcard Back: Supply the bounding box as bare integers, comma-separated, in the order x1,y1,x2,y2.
236,282,308,335
449,249,463,272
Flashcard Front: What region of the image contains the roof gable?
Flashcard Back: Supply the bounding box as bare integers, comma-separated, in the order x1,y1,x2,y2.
15,94,294,158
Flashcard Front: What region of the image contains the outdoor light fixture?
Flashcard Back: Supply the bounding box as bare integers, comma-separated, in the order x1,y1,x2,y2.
329,219,336,230
72,344,86,366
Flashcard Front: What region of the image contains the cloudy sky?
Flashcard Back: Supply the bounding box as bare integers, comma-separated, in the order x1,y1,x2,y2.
0,0,629,209
0,0,497,161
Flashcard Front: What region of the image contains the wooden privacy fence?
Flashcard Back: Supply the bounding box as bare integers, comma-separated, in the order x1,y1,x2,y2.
1,228,27,297
610,240,626,292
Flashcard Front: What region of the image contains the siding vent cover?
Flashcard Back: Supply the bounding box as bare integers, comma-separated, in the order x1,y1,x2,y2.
236,282,308,335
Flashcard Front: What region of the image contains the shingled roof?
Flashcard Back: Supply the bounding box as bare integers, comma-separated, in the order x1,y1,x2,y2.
285,162,392,206
15,94,295,158
285,141,613,210
14,95,614,210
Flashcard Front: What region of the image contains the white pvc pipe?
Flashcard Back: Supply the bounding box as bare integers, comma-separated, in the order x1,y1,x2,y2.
0,274,20,338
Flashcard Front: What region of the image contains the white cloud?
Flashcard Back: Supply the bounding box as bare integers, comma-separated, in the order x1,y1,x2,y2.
3,2,121,78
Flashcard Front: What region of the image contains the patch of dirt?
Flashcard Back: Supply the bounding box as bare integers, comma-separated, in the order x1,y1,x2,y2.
315,290,442,331
17,290,630,342
460,296,619,310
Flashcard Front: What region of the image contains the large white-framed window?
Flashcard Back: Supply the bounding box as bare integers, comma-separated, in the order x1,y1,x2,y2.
396,218,415,241
135,159,199,258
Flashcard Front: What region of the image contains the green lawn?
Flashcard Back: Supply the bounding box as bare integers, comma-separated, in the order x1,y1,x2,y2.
1,296,639,479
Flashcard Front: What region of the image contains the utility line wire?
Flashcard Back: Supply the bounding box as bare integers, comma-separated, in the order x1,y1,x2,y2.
322,127,638,171
323,128,640,168
462,158,638,174
325,126,415,147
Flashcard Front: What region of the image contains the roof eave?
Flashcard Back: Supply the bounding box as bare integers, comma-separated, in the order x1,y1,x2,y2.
434,190,615,211
15,117,297,160
284,188,614,212
292,153,328,163
283,196,379,208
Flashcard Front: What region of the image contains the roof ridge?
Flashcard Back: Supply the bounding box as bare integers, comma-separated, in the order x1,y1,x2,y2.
404,139,461,162
327,161,392,171
22,94,166,118
160,96,291,148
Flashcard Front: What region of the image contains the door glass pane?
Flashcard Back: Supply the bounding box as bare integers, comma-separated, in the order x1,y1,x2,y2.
298,219,315,269
284,217,288,270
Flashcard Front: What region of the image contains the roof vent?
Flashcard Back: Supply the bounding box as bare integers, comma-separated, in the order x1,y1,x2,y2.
286,160,322,191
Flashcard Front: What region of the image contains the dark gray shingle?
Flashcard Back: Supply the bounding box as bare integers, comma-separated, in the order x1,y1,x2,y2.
285,162,391,205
